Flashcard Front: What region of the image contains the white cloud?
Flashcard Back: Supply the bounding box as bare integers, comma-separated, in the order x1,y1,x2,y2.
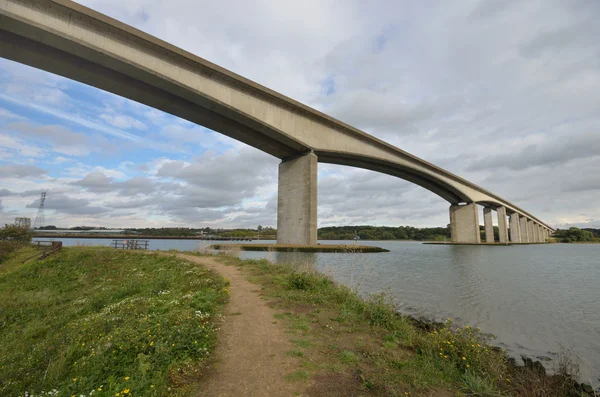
1,0,599,229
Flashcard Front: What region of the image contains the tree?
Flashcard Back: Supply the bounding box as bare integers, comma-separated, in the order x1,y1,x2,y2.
0,224,33,242
0,224,33,263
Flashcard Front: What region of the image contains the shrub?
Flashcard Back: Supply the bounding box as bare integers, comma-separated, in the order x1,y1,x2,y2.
421,320,507,385
287,271,331,291
0,224,33,263
363,292,398,328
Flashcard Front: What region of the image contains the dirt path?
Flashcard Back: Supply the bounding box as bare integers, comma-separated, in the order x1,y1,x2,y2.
177,254,305,397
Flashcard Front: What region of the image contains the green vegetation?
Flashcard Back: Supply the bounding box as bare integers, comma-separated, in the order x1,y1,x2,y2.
0,223,33,262
0,247,228,397
218,254,588,396
318,225,450,241
554,227,600,243
128,227,277,239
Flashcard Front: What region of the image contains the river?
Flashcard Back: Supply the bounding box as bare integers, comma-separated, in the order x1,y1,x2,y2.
35,237,600,382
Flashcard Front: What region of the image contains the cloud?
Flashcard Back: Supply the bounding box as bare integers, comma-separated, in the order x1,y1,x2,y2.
1,0,600,229
99,114,147,130
0,107,24,121
0,164,47,178
5,122,110,157
26,194,109,215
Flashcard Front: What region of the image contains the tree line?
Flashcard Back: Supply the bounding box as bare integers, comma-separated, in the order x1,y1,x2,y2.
553,227,599,243
317,225,451,241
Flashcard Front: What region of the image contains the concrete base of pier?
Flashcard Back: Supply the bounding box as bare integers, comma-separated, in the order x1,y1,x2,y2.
449,203,481,244
277,152,318,245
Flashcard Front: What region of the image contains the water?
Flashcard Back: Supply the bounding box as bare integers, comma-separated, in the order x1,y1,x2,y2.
36,237,600,382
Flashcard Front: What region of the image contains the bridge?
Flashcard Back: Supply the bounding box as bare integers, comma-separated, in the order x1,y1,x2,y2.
0,0,554,245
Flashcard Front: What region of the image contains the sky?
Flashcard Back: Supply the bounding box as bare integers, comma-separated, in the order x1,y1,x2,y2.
1,0,600,230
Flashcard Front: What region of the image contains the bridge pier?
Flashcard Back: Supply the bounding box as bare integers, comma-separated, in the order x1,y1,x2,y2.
277,152,318,245
449,203,481,243
533,222,542,243
509,213,521,243
527,220,535,243
520,216,529,243
483,207,494,243
497,207,509,244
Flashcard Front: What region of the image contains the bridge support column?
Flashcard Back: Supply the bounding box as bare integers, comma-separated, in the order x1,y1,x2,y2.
509,213,521,243
497,207,509,244
532,223,540,243
277,152,318,245
449,203,481,243
483,207,494,243
538,225,545,242
527,220,535,243
520,216,529,243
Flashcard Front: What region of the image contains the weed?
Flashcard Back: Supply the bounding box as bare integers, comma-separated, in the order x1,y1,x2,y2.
339,350,360,364
286,350,305,357
284,370,309,382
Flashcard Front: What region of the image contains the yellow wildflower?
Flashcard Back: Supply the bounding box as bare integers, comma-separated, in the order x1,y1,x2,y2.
124,377,130,380
98,388,102,391
123,389,130,394
73,378,77,382
151,385,155,388
462,356,466,360
466,364,470,368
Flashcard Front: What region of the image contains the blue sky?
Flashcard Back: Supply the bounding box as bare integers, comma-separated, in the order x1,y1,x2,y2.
1,0,600,229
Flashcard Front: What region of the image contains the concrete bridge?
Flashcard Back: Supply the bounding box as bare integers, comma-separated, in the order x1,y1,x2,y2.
0,0,554,245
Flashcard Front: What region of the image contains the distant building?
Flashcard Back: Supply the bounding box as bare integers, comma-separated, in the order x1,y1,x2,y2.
15,217,31,229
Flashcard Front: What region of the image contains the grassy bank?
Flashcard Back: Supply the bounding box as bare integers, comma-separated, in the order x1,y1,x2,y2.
215,254,592,396
0,247,228,397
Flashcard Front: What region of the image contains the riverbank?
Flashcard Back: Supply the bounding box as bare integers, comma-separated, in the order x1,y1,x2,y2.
0,247,229,397
211,252,596,396
1,246,597,396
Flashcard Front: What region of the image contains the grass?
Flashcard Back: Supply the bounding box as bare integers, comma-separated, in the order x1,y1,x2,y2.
215,254,590,396
0,247,229,397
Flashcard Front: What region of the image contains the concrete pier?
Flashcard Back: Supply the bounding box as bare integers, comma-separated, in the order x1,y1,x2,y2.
509,213,521,243
450,203,481,244
483,207,495,243
520,216,529,243
527,220,535,243
449,203,481,244
277,152,318,245
497,207,509,244
533,223,540,242
539,225,545,242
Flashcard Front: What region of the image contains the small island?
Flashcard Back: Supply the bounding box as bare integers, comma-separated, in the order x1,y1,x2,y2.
210,243,389,253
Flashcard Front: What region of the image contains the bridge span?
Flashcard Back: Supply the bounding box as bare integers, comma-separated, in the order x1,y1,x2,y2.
0,0,554,244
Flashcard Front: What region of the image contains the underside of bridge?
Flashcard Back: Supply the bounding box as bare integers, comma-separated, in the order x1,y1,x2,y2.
0,0,554,245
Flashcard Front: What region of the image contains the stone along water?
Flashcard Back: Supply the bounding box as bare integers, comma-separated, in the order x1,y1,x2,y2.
41,238,600,382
